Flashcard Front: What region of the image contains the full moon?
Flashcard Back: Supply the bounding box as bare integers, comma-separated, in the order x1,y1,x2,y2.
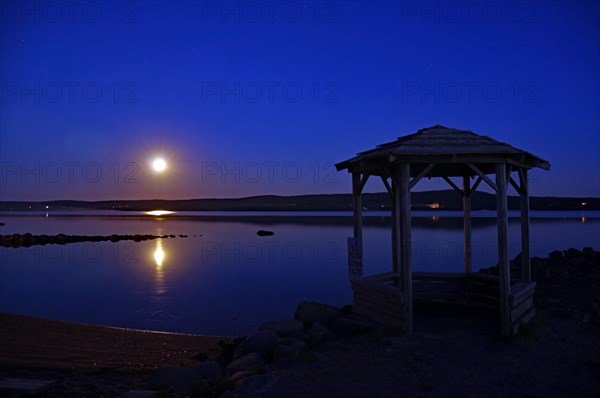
152,158,167,172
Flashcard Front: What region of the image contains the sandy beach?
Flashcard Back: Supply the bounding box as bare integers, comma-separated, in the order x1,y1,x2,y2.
0,313,231,396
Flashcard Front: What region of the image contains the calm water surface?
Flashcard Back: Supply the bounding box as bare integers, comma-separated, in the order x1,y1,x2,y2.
1,211,598,335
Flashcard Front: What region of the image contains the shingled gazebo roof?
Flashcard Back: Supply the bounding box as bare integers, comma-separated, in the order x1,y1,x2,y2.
336,125,550,176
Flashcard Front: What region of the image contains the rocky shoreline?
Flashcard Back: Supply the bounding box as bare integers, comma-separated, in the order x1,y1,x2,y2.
0,233,191,248
135,246,600,397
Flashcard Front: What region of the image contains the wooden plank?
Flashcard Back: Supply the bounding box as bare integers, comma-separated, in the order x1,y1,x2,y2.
512,307,536,335
509,281,536,307
399,163,413,334
496,163,511,336
351,279,404,300
413,280,465,292
520,169,531,282
413,272,465,281
352,282,399,302
365,272,400,283
511,296,534,322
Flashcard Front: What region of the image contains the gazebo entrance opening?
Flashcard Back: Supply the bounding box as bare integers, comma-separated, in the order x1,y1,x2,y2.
336,126,550,336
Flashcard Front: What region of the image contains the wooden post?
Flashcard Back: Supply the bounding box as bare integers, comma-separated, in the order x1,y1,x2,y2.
352,173,363,240
399,164,413,334
463,175,472,304
391,178,399,275
519,169,531,282
496,163,511,336
463,175,472,274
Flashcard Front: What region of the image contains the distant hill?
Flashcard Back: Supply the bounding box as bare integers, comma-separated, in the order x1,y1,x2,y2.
0,191,598,211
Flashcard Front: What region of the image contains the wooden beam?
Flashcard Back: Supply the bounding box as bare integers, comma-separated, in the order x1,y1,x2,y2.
496,163,511,336
442,176,463,195
518,168,528,195
463,176,472,275
509,176,522,195
365,271,400,283
519,169,531,282
409,163,436,190
399,164,413,334
509,281,536,307
470,176,483,195
467,163,497,192
360,173,370,191
344,154,540,175
352,173,363,239
380,176,392,196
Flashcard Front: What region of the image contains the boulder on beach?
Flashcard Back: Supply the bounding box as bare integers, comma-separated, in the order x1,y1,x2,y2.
226,352,264,376
272,338,309,362
294,300,342,327
258,319,304,339
234,331,278,360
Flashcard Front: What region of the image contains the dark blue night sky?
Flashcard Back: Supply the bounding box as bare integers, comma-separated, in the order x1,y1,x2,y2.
1,1,598,200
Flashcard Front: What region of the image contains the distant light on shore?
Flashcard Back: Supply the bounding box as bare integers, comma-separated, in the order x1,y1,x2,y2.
145,210,175,216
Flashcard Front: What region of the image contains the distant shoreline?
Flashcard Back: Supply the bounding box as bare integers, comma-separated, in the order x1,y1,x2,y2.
1,190,599,211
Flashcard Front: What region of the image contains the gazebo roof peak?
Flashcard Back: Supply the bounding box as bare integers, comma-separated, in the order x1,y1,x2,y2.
336,125,550,175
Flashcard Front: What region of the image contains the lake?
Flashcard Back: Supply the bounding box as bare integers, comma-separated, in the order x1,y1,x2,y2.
1,210,598,336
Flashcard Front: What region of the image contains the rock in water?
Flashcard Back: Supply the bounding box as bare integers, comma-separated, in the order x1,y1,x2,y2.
256,230,274,236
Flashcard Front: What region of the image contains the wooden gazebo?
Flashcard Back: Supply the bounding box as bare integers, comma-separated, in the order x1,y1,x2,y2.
335,125,550,336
